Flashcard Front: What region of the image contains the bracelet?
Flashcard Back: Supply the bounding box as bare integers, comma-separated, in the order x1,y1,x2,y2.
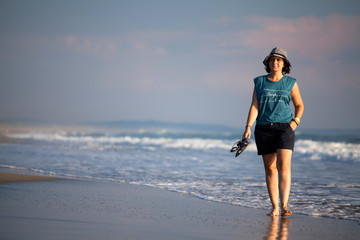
292,118,300,126
245,125,251,128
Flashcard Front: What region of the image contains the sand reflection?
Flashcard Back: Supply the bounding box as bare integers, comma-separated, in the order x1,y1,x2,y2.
265,216,292,240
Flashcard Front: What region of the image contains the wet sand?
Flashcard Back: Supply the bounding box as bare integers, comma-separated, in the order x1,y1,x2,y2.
0,172,359,240
0,172,62,184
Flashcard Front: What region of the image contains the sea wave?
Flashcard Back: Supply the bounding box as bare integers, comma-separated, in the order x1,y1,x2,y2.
5,132,360,162
5,132,235,150
295,139,360,162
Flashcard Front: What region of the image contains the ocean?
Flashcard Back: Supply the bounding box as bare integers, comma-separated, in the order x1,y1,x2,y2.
1,121,359,223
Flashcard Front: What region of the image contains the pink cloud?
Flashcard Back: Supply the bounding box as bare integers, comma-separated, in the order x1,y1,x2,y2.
204,62,257,93
208,16,232,25
60,31,176,58
65,35,77,47
242,15,360,60
155,47,167,55
61,36,119,58
130,38,146,50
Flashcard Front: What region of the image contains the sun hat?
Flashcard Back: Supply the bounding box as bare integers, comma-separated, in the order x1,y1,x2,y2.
263,47,290,66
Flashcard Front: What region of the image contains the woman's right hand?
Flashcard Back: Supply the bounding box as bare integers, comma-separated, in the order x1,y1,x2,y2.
242,127,251,140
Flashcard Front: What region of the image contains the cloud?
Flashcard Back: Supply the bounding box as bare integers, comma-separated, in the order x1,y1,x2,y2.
65,35,77,47
133,77,156,90
130,38,146,50
208,16,233,25
242,14,360,60
155,47,167,55
61,35,118,58
204,62,256,93
59,30,180,58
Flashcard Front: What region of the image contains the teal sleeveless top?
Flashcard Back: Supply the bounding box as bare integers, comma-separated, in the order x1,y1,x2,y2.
254,75,296,125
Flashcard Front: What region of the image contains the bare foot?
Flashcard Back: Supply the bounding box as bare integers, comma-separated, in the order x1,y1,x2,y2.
281,209,292,216
267,208,280,216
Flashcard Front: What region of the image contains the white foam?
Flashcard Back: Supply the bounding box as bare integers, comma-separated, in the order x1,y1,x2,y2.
295,139,360,162
5,132,360,161
5,132,237,151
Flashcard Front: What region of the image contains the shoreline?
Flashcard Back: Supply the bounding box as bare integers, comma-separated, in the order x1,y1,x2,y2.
0,171,359,239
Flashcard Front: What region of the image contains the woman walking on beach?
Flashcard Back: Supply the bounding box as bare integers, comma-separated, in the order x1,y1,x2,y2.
243,47,304,216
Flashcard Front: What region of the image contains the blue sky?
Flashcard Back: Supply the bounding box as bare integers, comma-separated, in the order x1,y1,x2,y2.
1,0,359,129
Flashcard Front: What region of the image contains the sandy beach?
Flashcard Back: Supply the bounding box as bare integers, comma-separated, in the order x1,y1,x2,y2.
0,172,359,240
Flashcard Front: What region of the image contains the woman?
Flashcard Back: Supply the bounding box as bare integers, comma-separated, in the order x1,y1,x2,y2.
243,47,304,217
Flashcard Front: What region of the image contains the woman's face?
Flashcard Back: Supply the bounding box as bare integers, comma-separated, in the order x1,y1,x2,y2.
269,56,284,73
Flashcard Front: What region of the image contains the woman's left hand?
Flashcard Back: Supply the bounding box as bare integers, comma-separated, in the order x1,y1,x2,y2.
289,121,297,131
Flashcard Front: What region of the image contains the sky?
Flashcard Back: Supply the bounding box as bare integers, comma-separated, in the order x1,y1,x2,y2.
1,0,359,129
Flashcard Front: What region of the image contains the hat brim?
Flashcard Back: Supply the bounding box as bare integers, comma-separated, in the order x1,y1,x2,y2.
263,53,289,66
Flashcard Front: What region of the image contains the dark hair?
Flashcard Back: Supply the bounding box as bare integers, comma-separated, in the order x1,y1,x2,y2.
264,58,292,74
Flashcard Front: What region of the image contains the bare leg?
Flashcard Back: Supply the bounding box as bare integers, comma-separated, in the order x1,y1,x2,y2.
263,153,279,216
276,149,292,214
